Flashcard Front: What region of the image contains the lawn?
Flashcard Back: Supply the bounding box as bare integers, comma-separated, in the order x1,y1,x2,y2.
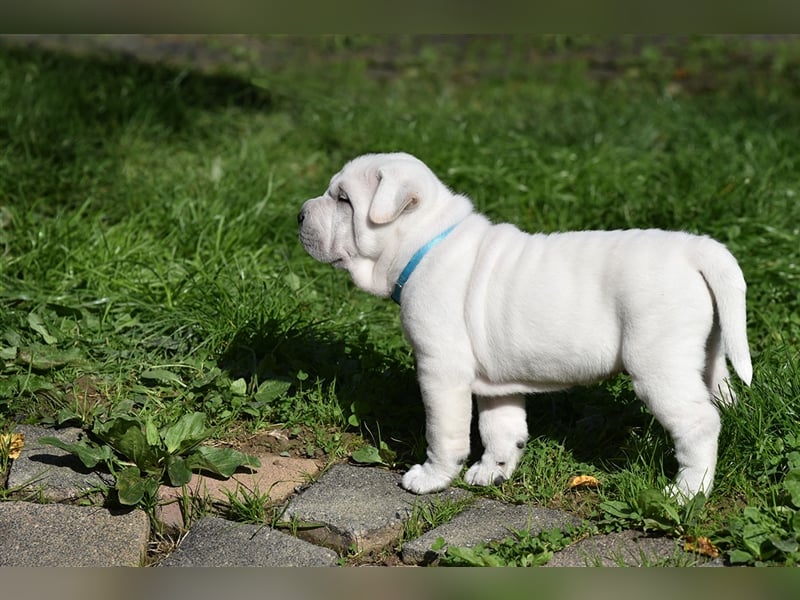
1,35,800,565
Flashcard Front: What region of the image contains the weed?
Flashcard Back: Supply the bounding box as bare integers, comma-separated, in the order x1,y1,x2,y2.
41,410,260,505
174,486,216,531
436,525,580,567
223,481,276,525
598,489,709,538
715,432,800,565
402,496,474,542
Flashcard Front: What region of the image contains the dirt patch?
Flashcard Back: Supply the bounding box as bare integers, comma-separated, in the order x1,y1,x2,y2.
227,425,361,461
155,450,323,532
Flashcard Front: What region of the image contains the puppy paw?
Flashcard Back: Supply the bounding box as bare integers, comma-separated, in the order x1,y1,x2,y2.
663,483,692,505
464,459,514,487
401,463,455,494
664,477,711,506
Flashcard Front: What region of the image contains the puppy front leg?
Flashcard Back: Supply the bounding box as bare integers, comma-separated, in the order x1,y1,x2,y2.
465,395,528,486
401,382,472,494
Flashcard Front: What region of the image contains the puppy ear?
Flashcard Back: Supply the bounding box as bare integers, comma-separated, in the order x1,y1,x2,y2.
368,169,420,225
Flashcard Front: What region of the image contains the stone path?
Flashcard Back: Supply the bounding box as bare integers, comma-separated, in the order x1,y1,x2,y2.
0,425,725,567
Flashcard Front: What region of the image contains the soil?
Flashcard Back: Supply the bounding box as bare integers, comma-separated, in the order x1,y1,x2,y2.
227,424,360,462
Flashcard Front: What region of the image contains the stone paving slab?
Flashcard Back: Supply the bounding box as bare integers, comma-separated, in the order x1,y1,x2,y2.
7,425,113,502
401,497,583,565
283,463,471,555
158,516,339,567
544,529,723,567
0,501,149,566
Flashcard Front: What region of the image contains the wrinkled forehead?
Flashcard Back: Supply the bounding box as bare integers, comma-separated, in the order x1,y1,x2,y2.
328,153,424,191
327,167,373,196
327,157,378,193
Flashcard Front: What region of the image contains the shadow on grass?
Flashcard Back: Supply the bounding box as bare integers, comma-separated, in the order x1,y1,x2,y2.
1,44,275,213
523,384,675,474
217,316,426,460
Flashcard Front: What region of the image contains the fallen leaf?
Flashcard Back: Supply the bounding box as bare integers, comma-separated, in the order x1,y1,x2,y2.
673,67,691,80
267,428,289,442
567,475,601,490
1,432,25,460
683,536,720,558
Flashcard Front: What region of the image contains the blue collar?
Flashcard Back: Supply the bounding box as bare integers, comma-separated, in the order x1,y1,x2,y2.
391,221,461,304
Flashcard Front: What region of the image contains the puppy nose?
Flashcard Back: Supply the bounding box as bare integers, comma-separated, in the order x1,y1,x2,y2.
297,210,305,226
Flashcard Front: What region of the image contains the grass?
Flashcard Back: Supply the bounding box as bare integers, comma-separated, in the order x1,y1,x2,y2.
402,495,476,543
1,35,800,565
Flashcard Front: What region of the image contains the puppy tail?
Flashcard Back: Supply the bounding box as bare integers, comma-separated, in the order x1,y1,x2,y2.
698,238,753,386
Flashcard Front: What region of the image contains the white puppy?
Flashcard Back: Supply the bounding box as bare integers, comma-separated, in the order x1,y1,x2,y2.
298,152,752,499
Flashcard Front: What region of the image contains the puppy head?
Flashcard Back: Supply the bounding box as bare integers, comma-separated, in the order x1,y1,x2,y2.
298,152,444,295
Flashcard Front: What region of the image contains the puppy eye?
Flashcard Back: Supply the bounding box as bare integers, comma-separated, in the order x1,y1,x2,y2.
337,190,350,204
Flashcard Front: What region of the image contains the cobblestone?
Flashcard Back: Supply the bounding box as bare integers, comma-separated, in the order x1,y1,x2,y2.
1,430,722,566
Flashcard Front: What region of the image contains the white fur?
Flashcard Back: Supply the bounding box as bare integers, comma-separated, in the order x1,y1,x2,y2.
298,152,752,500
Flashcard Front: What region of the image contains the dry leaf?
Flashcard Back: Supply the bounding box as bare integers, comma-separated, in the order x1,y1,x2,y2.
673,67,691,80
683,536,720,558
567,474,601,490
267,429,289,442
1,432,25,460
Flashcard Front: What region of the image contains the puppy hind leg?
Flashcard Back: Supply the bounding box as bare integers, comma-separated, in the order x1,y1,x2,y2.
632,373,720,501
464,395,528,487
705,322,736,406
